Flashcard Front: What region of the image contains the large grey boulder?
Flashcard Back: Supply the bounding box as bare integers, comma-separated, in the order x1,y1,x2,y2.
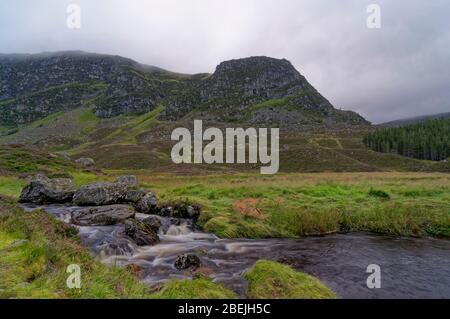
124,219,159,246
70,205,135,226
72,176,146,206
19,174,76,204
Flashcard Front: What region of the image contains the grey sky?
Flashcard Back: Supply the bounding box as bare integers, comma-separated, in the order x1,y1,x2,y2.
1,0,449,123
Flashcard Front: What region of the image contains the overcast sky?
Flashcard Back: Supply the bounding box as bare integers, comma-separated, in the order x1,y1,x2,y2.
0,0,449,123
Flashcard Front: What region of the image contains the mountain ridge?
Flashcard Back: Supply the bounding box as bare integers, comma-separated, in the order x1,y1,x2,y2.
0,51,368,128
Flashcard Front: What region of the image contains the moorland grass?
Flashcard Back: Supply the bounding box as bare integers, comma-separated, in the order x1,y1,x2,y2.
244,260,336,299
133,172,450,238
152,277,236,299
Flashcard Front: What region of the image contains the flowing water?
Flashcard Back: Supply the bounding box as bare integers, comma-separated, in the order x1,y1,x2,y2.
21,204,450,298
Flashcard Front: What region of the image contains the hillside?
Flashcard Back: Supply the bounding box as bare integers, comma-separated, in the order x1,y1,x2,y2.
0,51,367,128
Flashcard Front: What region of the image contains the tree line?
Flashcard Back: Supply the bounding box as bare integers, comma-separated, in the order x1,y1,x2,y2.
363,118,450,161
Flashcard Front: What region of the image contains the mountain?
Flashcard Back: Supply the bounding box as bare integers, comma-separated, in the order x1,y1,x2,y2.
380,112,450,128
0,51,368,128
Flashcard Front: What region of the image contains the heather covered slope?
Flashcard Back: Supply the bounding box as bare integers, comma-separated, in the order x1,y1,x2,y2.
1,116,448,172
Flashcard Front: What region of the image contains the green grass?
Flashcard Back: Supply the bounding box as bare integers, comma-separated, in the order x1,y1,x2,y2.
70,104,165,154
0,177,26,199
0,107,100,149
244,260,336,299
0,145,75,174
152,277,236,299
135,172,450,238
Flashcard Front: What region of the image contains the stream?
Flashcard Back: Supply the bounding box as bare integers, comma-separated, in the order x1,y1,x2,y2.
21,203,450,299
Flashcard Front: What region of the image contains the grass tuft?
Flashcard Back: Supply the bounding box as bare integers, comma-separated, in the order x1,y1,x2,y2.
244,260,336,299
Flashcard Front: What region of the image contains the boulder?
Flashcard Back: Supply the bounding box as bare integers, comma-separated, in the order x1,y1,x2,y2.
134,192,158,214
124,219,159,246
124,188,147,203
141,216,161,233
19,174,76,204
70,205,135,226
174,254,201,270
186,205,201,220
72,181,146,206
75,157,95,168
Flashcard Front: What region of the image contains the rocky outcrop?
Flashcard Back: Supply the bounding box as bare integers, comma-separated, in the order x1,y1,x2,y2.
0,52,164,125
19,174,76,204
201,57,306,104
124,219,159,246
70,205,135,226
72,178,146,206
174,254,201,270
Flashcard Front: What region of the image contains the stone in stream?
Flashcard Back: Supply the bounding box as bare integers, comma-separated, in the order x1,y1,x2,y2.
124,219,159,246
174,254,201,270
141,216,161,233
19,174,76,204
72,175,147,206
70,205,135,226
134,192,158,214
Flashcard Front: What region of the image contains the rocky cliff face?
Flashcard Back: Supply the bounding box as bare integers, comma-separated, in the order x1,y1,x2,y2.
0,51,368,127
0,51,165,125
201,57,306,104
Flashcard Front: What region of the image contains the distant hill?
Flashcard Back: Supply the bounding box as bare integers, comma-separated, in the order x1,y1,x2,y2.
0,51,368,128
380,112,450,128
